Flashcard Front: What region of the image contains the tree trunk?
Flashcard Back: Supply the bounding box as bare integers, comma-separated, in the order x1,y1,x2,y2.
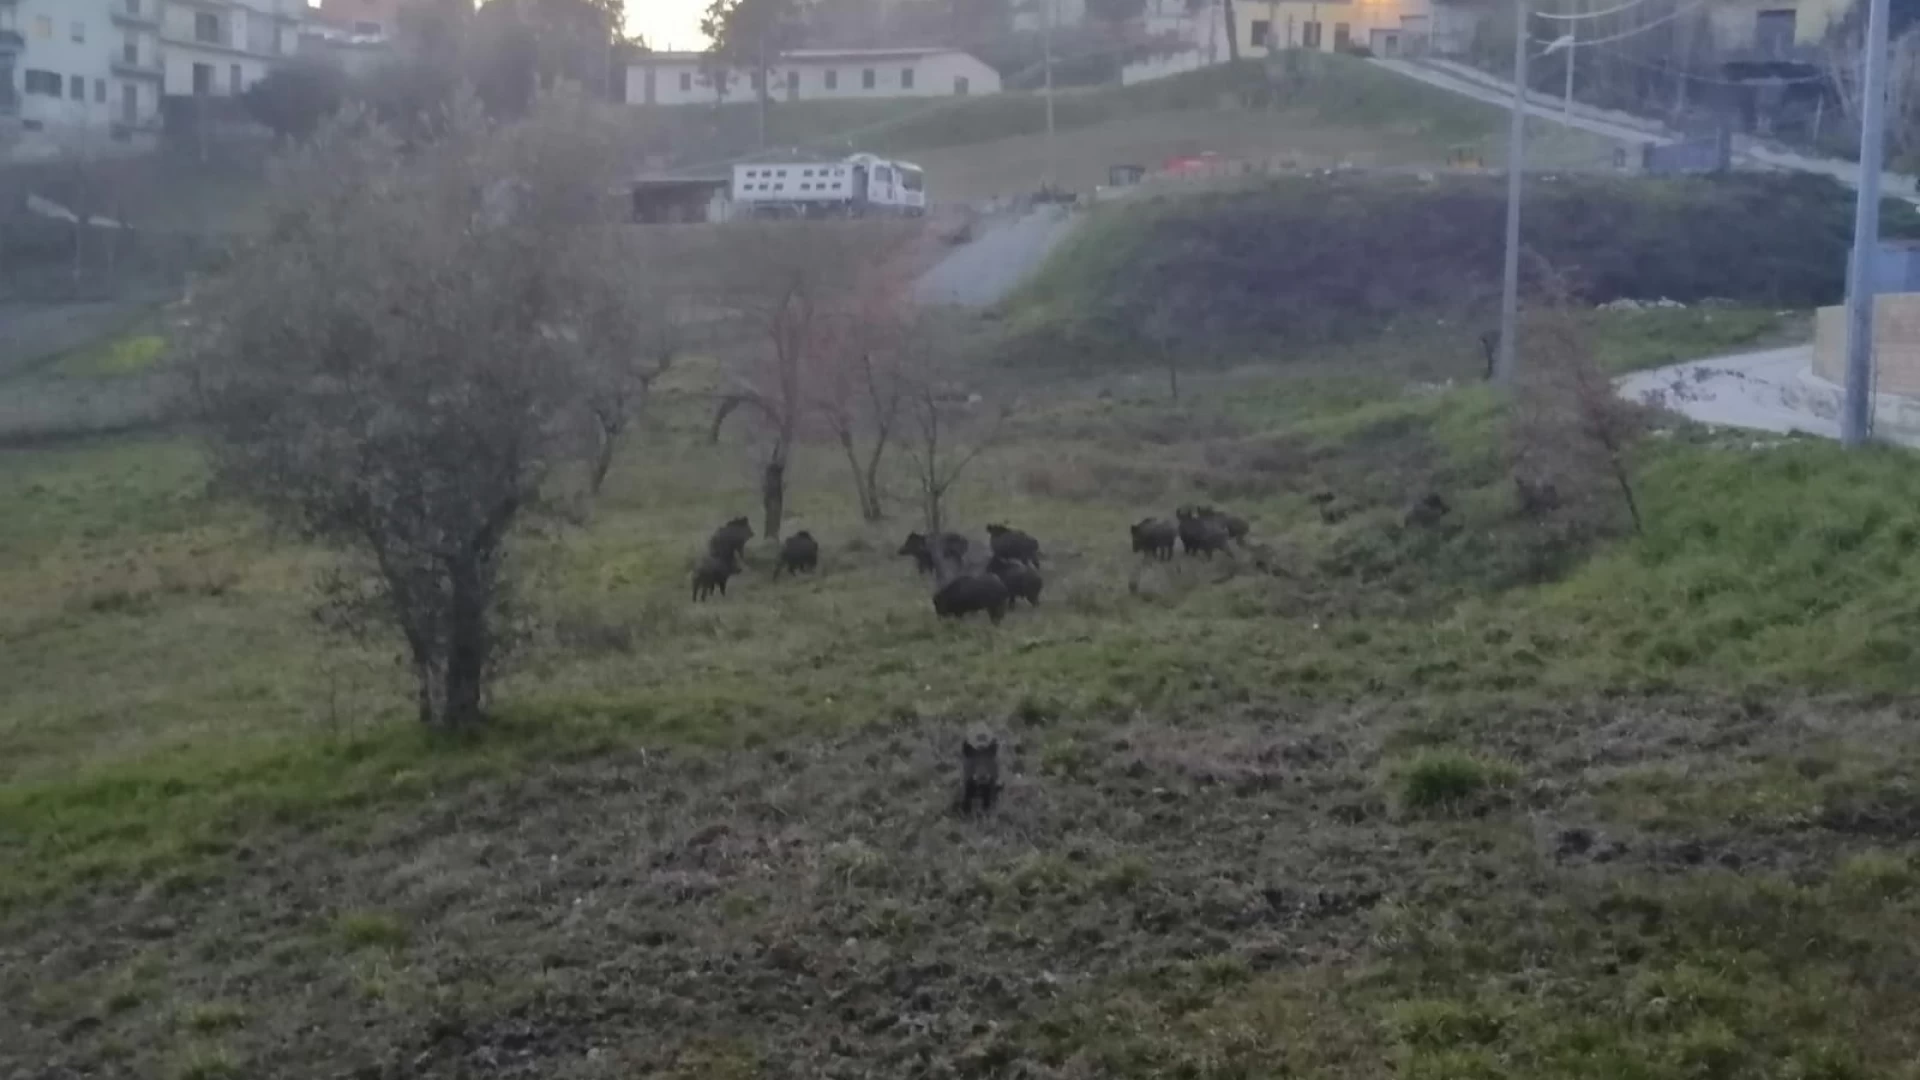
1223,0,1240,61
838,429,885,521
1167,355,1180,401
762,456,787,541
860,439,888,521
442,554,489,729
589,421,619,495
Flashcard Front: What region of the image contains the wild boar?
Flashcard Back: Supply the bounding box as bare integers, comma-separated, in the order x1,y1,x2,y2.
958,731,1002,814
898,531,970,575
987,556,1043,608
691,555,738,601
708,516,754,569
775,530,819,577
932,572,1010,624
1175,506,1231,558
1130,517,1177,560
985,523,1041,567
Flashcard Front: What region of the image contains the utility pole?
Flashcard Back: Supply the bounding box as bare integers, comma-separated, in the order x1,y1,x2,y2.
1495,0,1528,383
1843,0,1892,446
1043,0,1056,188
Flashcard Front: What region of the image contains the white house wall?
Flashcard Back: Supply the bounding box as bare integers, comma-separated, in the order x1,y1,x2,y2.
629,52,1002,106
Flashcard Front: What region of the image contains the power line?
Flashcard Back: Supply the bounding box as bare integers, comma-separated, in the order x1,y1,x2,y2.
1533,0,1668,21
1527,0,1709,49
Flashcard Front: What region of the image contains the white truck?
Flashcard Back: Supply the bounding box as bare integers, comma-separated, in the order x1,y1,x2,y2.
730,153,926,219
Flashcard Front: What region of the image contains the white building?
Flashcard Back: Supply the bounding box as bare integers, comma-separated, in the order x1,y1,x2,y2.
629,47,1002,107
159,0,301,99
1,0,160,145
0,0,299,157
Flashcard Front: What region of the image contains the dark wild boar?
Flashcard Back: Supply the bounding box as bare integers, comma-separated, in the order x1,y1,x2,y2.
987,556,1043,608
1404,493,1450,528
958,731,1002,814
691,555,738,601
1196,505,1250,544
1130,517,1177,560
775,530,819,577
708,516,754,569
985,523,1041,567
1176,506,1231,558
933,572,1010,623
898,531,970,575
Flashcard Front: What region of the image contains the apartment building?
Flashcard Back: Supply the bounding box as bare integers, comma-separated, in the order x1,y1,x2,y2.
1,0,149,140
160,0,301,99
0,0,299,154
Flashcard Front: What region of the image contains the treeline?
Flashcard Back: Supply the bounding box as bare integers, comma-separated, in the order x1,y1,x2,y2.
246,0,625,140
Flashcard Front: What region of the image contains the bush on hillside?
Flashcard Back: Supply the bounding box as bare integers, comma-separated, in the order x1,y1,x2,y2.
1008,172,1920,362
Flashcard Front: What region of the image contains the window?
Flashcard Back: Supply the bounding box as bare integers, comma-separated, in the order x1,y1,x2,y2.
71,21,85,43
862,68,875,89
825,69,837,90
32,15,52,39
123,83,139,125
1302,20,1322,48
1251,19,1270,46
901,167,923,192
954,75,969,95
230,64,243,95
750,69,763,91
70,74,84,100
126,0,141,14
900,66,914,89
124,39,139,65
352,20,380,34
95,79,107,103
194,12,220,44
24,70,62,97
787,70,798,95
1333,22,1350,50
1755,9,1797,56
192,62,213,95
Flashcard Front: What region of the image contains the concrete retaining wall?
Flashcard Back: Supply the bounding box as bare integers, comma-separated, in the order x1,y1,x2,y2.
1813,294,1920,397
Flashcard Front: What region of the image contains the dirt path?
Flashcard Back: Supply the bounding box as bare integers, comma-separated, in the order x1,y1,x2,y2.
914,205,1081,307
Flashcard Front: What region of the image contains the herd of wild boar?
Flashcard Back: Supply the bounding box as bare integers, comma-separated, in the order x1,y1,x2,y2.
690,505,1255,622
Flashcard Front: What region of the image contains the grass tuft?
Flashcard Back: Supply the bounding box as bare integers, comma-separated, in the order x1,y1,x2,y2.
1391,750,1520,813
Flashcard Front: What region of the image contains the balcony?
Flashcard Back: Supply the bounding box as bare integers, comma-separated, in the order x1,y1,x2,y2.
113,55,165,80
112,4,161,30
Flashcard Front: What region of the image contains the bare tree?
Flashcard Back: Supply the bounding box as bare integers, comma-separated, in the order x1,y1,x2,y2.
1509,280,1649,536
707,221,921,539
188,96,631,730
568,234,693,494
899,321,1013,538
810,232,921,521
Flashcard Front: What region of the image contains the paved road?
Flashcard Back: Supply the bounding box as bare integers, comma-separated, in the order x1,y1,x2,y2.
1617,346,1839,439
914,205,1081,308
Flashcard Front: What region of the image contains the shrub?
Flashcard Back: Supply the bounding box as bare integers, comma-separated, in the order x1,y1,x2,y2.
1008,173,1920,358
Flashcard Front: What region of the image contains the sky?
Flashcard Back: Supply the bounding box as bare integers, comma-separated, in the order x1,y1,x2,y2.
629,0,709,51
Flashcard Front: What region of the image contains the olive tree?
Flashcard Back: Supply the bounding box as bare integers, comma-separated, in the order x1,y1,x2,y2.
188,97,634,729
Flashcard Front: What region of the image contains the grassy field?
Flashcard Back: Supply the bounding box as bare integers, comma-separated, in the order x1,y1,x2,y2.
640,56,1626,201
11,302,1920,1078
